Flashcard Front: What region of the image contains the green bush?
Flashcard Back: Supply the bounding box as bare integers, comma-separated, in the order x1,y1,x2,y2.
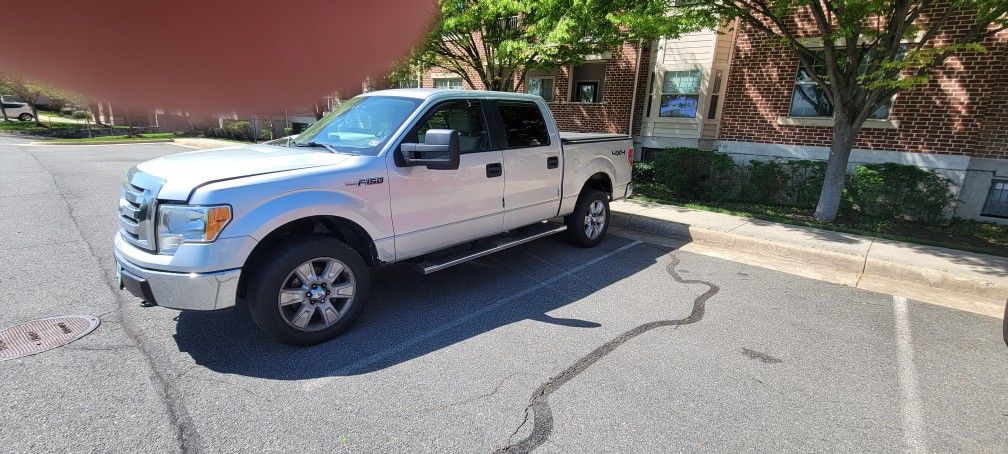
633,162,656,185
842,163,955,225
742,160,788,205
60,107,74,116
649,148,736,200
72,110,89,119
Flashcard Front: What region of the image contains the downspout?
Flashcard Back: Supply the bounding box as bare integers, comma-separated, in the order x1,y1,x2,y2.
627,38,644,139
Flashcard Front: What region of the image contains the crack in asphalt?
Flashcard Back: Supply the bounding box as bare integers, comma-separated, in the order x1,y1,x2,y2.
27,150,204,454
496,252,719,453
425,371,530,412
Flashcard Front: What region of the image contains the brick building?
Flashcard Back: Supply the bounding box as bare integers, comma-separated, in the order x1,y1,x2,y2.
412,14,1007,222
716,13,1008,222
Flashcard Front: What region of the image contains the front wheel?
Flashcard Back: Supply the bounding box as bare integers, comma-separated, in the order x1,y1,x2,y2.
246,235,370,346
18,113,33,122
565,190,610,247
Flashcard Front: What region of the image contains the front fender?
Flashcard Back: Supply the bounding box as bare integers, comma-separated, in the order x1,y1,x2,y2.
225,189,389,243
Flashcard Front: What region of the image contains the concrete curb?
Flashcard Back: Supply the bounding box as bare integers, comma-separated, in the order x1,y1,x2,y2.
611,208,1008,318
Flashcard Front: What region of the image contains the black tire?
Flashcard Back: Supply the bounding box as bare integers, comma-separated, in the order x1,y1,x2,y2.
565,189,610,247
18,113,32,122
246,234,370,346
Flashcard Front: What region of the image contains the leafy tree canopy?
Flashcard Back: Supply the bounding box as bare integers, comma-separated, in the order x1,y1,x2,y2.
405,0,715,91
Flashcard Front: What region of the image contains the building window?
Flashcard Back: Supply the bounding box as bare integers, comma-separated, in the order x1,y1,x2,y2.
788,50,891,119
396,78,421,89
570,62,606,103
982,179,1008,218
659,69,702,118
526,76,555,102
433,77,464,90
575,82,599,103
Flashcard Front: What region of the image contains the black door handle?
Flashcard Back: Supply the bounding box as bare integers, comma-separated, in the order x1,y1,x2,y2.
486,163,502,178
547,156,559,169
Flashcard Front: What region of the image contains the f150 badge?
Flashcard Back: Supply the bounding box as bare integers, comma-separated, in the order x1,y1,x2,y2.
346,177,384,187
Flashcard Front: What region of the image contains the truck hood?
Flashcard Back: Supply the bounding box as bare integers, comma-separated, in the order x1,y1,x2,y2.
137,144,353,201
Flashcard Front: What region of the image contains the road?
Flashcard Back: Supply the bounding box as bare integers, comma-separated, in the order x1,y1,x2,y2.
1,136,1006,452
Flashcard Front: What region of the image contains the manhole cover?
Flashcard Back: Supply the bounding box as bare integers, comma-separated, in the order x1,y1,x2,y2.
0,315,100,361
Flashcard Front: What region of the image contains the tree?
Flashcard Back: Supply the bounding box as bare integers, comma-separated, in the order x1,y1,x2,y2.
676,0,1007,222
0,73,56,126
0,77,9,122
413,0,712,92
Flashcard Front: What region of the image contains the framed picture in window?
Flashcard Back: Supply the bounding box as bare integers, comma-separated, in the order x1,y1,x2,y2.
575,81,598,103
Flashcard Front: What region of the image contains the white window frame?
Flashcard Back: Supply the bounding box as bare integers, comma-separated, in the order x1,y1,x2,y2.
432,76,464,90
657,69,704,118
525,76,555,102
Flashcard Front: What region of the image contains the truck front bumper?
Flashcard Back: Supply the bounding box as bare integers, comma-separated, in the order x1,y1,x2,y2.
115,250,241,311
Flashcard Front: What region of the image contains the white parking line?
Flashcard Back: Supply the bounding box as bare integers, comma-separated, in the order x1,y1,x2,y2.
302,240,643,391
893,295,927,453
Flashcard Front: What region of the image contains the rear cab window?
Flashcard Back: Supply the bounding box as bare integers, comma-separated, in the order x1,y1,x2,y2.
496,101,550,148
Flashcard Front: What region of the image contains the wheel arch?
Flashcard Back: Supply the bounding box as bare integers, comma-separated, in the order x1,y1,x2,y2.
582,171,613,198
237,215,378,304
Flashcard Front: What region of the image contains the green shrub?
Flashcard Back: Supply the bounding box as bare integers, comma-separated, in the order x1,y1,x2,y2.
706,152,738,202
742,160,788,205
842,163,955,225
72,110,89,119
781,160,826,208
60,107,74,116
633,162,656,185
644,148,740,201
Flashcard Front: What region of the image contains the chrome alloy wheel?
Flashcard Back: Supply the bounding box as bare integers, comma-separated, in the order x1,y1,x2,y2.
277,257,356,332
584,199,607,240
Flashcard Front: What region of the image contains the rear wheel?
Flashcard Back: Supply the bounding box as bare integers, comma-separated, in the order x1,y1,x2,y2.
18,113,32,122
565,189,610,247
246,235,370,346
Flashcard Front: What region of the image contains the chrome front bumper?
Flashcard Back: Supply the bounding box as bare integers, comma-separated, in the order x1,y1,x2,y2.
114,250,241,311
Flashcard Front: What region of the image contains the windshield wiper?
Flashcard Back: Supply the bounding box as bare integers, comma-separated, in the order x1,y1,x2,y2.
293,141,337,153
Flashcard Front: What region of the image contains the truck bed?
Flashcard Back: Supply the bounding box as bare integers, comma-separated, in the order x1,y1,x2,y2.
559,132,631,144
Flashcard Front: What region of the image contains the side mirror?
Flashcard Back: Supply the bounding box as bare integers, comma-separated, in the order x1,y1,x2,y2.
400,129,460,170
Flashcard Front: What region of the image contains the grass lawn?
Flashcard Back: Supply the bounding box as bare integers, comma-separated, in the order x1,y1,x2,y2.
632,183,1008,257
48,133,176,143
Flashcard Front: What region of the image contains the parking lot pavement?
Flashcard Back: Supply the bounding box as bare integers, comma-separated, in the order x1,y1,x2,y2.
2,138,1007,452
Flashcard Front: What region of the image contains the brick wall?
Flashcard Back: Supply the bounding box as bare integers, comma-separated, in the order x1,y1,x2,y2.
719,9,1008,160
420,42,650,135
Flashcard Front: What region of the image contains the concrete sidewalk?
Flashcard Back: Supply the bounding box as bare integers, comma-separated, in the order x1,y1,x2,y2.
611,199,1008,318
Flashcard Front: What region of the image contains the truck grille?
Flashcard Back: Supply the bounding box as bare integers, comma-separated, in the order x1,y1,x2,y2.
118,167,164,251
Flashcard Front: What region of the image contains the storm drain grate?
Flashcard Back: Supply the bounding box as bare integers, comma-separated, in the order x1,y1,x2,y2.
0,315,100,361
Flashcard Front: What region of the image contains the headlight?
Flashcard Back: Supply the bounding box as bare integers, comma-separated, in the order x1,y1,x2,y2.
156,204,231,255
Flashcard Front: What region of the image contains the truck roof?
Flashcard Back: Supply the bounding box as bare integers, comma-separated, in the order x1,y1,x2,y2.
360,88,544,102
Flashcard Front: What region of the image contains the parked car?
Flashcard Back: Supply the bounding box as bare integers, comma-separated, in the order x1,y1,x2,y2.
114,89,634,345
2,102,34,121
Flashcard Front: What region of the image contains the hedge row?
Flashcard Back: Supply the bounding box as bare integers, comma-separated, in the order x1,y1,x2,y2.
634,148,955,225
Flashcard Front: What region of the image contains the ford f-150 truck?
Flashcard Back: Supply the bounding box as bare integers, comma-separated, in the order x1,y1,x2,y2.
114,89,633,345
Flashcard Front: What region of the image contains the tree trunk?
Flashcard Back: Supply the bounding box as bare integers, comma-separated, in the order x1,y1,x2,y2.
0,95,8,122
87,101,105,126
813,120,857,223
30,103,43,127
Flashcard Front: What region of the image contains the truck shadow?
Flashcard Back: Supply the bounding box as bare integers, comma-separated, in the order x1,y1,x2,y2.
173,235,672,379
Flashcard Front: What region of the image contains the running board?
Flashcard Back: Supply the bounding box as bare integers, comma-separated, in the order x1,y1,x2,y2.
417,222,567,274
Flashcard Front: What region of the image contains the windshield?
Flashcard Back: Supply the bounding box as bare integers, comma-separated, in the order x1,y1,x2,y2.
293,95,421,155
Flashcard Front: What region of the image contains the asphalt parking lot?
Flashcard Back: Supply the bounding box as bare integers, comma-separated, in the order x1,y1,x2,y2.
1,136,1007,452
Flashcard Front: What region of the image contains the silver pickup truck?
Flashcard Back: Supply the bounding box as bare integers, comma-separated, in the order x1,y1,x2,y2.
114,89,633,345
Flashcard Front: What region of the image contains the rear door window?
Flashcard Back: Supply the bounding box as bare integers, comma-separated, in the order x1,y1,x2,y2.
497,101,550,148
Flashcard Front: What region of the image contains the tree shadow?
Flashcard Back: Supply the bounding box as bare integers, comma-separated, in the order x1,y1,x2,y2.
173,235,670,379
